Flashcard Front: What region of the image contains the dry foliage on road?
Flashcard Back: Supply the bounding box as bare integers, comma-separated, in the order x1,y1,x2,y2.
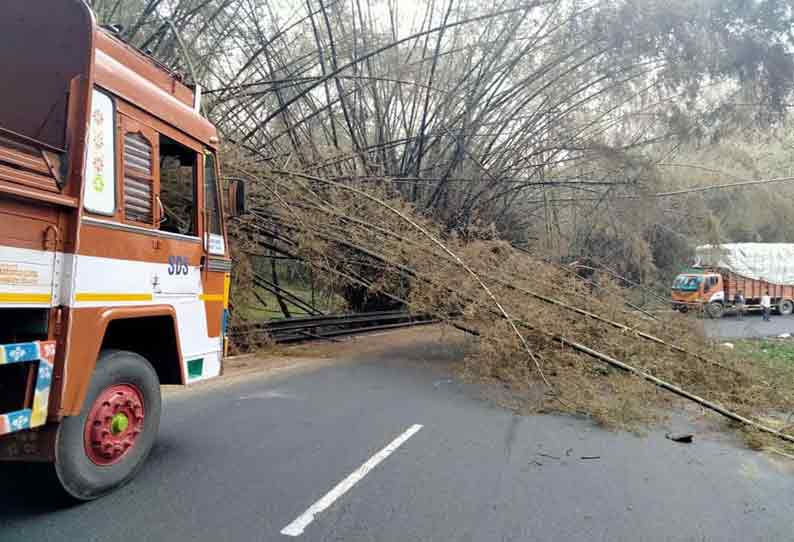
225,153,794,449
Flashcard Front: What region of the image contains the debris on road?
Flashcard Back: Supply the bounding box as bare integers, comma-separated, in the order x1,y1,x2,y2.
666,433,694,444
537,453,561,460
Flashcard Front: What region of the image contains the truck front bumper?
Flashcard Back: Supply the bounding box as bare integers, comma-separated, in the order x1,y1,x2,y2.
672,301,700,311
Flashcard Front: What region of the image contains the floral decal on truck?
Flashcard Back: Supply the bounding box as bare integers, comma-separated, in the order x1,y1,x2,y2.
91,108,106,193
83,89,116,215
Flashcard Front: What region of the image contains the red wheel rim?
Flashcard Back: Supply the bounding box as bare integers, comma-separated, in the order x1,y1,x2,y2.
84,383,145,466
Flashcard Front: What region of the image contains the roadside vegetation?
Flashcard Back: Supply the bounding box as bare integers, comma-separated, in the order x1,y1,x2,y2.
736,339,794,394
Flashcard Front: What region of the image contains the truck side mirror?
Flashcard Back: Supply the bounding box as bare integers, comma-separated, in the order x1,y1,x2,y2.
227,178,248,217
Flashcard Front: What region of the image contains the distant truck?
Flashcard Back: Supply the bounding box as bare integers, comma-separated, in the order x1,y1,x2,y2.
671,244,794,318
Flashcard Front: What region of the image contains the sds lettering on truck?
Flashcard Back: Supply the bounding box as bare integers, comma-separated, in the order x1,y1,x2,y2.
168,256,190,276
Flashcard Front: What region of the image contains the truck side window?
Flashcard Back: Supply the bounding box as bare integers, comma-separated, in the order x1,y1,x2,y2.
704,276,718,291
204,153,221,236
204,152,225,255
158,135,196,236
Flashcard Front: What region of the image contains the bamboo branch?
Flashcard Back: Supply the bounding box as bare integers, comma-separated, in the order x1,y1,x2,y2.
275,168,554,388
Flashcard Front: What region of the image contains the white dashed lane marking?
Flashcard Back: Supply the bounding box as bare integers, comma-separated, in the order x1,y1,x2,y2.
280,424,424,537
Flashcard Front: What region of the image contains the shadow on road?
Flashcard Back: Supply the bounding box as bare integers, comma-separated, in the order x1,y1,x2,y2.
0,463,73,516
0,436,188,520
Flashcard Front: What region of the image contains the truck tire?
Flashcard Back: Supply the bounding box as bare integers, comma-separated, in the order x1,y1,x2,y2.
706,302,724,319
779,299,794,316
54,350,161,500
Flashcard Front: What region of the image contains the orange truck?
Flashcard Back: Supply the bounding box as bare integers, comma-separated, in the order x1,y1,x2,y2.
671,244,794,318
0,2,245,499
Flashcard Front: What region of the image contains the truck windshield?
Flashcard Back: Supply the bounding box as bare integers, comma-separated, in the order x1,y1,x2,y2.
672,275,702,291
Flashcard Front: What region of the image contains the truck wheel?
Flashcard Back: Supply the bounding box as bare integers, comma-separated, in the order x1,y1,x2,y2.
54,350,161,500
779,299,794,316
706,302,724,319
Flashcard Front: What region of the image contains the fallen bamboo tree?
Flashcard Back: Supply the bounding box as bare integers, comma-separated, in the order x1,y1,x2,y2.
229,164,794,448
551,335,794,444
572,263,671,307
488,276,741,375
273,169,554,389
255,170,740,378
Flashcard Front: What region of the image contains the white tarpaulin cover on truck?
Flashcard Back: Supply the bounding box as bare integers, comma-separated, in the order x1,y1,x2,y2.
694,244,794,285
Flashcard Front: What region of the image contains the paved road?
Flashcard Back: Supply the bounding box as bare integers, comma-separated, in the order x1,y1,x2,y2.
702,313,794,339
2,330,793,541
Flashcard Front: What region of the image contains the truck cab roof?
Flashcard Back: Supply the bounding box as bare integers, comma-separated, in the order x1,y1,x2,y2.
94,27,219,149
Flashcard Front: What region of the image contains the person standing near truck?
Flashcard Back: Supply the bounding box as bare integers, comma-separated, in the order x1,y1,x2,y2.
734,291,745,320
761,291,772,321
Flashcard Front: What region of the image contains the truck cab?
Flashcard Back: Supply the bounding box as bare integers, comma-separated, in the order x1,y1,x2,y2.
671,272,724,316
0,1,236,499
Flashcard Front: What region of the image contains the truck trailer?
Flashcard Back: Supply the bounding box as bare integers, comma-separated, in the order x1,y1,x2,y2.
0,1,244,499
671,244,794,318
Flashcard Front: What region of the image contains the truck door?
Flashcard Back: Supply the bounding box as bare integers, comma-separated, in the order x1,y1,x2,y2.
200,152,230,358
114,106,220,381
154,132,202,299
116,112,203,301
702,275,723,303
147,127,221,381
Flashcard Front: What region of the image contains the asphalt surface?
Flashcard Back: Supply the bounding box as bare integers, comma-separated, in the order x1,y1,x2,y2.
2,330,793,542
702,313,794,339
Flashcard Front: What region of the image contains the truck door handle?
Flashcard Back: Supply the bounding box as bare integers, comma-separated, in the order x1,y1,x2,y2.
156,195,166,224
